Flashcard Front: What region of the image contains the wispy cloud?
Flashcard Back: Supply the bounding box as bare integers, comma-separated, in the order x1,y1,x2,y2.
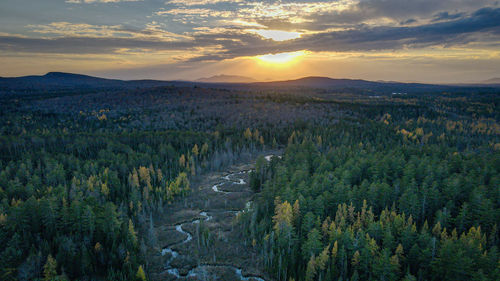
165,0,243,5
26,21,189,40
1,7,499,60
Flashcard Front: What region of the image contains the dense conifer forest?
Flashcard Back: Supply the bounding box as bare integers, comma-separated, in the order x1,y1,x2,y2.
0,83,498,281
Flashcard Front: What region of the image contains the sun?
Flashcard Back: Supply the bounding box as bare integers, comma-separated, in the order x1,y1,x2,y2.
257,51,306,64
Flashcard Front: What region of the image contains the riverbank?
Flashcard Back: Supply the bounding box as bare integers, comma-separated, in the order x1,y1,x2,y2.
148,152,279,281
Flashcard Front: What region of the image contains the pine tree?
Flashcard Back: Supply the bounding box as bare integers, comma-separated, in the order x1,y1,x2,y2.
273,200,293,234
352,250,360,267
130,169,140,189
136,265,146,281
201,142,209,156
305,255,317,281
292,199,300,227
129,219,138,246
138,166,151,189
179,154,186,168
43,254,57,281
302,228,322,259
317,244,330,271
244,128,252,140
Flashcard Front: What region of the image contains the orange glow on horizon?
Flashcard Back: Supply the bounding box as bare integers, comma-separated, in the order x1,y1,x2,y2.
256,51,306,65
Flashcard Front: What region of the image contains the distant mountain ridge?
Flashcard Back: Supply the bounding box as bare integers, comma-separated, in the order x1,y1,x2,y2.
247,76,500,94
481,78,500,84
0,72,174,91
0,72,125,90
253,76,382,88
1,72,499,94
196,74,257,83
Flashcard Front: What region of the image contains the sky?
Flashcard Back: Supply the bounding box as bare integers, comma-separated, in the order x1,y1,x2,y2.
0,0,499,83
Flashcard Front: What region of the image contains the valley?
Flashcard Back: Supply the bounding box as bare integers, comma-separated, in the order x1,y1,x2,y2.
149,154,278,281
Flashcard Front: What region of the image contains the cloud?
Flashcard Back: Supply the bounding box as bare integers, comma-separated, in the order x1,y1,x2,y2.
26,22,189,40
156,1,358,30
152,0,499,34
189,7,500,60
27,22,124,38
329,0,494,23
0,6,498,63
249,29,302,41
165,0,243,5
432,11,466,22
156,8,232,17
0,36,184,54
400,19,418,25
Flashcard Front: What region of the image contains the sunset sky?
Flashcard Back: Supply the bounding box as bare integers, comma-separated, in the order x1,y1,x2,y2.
1,0,499,83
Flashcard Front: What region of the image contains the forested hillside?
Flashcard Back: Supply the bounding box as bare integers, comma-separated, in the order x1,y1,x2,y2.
242,94,500,281
0,83,498,281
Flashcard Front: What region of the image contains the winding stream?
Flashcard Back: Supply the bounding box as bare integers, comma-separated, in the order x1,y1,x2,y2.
161,163,272,281
264,155,281,161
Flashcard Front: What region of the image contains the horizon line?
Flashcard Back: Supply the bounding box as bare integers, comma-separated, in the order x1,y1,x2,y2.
2,71,500,86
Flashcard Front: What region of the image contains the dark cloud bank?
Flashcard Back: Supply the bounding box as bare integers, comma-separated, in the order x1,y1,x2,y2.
0,6,499,61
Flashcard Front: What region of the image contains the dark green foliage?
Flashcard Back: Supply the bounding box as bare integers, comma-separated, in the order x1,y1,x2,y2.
1,83,499,280
0,95,273,280
239,94,500,281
